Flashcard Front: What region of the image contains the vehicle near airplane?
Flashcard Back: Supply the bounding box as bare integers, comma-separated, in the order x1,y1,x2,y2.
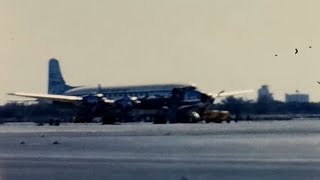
8,58,252,124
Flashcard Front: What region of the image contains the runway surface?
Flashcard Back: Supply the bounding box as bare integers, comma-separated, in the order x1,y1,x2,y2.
1,120,320,180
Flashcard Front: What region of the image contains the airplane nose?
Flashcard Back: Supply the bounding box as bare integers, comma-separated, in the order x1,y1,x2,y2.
200,92,215,103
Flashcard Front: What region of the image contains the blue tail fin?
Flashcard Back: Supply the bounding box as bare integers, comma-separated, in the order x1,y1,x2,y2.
48,58,74,94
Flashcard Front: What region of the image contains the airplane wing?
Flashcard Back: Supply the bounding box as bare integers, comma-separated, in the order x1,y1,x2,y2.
8,92,137,107
210,89,254,98
7,92,83,103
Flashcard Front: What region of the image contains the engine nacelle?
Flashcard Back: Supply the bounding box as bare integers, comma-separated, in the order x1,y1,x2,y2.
82,95,100,105
114,96,141,109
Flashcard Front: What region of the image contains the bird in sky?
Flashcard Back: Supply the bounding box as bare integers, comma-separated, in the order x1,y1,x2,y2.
295,48,298,54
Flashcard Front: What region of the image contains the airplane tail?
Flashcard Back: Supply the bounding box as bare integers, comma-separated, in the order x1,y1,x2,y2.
48,58,75,94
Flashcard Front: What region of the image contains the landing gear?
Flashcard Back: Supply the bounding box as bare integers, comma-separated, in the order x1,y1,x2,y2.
73,108,94,123
153,114,167,124
152,108,201,124
73,115,91,123
101,116,116,124
49,118,61,126
101,110,119,125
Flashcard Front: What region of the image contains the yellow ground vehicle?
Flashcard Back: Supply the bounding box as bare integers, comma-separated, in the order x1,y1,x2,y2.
202,110,232,123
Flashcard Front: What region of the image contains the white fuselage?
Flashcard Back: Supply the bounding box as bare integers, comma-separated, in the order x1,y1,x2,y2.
64,84,202,102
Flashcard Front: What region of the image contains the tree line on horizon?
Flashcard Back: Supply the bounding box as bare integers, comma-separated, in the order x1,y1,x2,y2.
1,97,320,122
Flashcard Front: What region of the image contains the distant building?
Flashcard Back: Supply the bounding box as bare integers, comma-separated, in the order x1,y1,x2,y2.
257,85,274,102
285,90,309,103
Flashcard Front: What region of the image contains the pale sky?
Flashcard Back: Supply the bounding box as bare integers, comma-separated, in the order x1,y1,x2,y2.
1,0,320,103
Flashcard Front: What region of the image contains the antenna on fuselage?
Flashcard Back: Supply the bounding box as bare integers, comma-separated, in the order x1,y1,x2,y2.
97,84,102,94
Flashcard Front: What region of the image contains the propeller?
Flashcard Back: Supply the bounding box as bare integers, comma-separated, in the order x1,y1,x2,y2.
216,90,225,97
200,89,254,109
114,96,141,108
81,93,105,105
209,89,254,98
